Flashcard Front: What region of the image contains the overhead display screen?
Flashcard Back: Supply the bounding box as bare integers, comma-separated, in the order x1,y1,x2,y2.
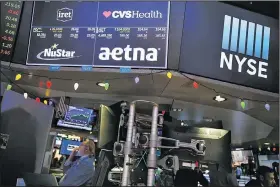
0,1,23,62
26,2,170,69
179,2,279,93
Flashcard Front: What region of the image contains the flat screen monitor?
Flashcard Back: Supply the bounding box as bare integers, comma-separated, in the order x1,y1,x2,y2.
97,105,118,149
60,139,81,155
57,106,97,131
231,150,253,166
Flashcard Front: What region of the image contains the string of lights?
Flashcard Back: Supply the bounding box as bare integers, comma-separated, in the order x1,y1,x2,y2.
0,65,278,111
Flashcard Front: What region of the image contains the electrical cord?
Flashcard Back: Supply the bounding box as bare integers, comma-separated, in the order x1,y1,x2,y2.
0,65,278,104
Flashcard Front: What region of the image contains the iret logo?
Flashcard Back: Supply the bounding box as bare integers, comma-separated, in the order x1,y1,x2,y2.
57,8,73,22
36,44,80,60
102,10,162,19
220,15,270,79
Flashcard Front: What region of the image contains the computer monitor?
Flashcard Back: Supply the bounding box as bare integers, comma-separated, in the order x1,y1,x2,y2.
60,139,81,155
96,105,119,150
57,106,97,131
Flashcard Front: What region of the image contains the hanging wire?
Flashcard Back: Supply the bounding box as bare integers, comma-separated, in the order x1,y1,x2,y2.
0,65,278,104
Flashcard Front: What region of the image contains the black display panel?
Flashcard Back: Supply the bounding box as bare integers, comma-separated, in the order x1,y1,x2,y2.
179,2,279,93
0,1,23,62
26,2,170,69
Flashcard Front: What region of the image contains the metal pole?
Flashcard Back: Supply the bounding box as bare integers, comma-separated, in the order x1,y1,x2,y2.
147,104,159,186
121,102,135,186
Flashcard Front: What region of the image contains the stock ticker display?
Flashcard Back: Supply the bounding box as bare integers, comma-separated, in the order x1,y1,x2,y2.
26,2,170,68
0,1,23,62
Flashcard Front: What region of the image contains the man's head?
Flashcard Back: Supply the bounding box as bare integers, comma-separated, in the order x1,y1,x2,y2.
78,139,95,156
256,166,275,187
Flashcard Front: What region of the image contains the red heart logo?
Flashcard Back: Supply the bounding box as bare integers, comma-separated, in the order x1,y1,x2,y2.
103,11,112,18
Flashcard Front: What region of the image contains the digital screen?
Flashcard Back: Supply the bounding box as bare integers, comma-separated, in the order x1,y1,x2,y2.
60,139,81,155
179,2,279,93
26,2,170,69
0,1,23,62
57,106,96,131
231,150,253,166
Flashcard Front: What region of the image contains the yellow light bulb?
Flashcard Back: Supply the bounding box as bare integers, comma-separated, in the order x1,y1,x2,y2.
45,89,50,97
15,74,22,81
44,100,48,105
167,72,172,79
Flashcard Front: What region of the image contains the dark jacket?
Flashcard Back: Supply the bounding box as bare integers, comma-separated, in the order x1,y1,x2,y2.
174,168,209,187
245,179,262,187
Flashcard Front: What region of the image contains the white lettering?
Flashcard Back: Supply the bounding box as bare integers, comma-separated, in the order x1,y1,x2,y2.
220,52,268,79
98,45,159,61
234,55,247,72
111,10,162,19
258,61,268,79
111,48,123,61
220,52,232,70
247,59,257,75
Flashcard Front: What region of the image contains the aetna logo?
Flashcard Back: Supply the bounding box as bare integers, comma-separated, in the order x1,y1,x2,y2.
98,45,159,61
220,15,270,79
102,10,162,19
36,44,80,60
57,8,73,22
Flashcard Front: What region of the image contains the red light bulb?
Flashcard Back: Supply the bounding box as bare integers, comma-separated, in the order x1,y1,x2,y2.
46,80,52,89
193,81,199,89
36,97,40,102
39,81,44,88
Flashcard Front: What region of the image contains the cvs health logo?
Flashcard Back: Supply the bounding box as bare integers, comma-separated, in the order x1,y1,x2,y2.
102,10,162,19
57,8,73,22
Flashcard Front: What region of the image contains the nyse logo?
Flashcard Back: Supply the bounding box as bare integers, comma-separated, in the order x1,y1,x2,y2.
102,10,162,19
220,15,270,79
57,8,73,22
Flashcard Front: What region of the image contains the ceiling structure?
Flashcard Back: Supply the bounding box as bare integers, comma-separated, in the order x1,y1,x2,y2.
1,62,279,148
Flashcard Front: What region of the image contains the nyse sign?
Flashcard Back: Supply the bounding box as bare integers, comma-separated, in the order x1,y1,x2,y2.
220,15,270,79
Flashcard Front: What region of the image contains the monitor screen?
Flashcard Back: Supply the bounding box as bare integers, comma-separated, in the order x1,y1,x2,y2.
231,150,253,166
60,139,81,155
57,106,96,131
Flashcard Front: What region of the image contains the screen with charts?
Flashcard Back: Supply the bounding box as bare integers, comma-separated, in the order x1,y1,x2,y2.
57,106,96,131
60,139,81,155
26,1,170,69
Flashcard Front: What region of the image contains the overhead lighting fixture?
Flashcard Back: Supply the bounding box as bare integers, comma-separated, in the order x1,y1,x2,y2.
264,142,270,145
235,148,244,151
214,95,227,102
172,108,183,112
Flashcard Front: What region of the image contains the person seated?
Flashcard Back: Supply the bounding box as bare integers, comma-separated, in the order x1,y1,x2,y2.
209,164,239,187
174,167,209,187
245,166,276,187
59,139,95,186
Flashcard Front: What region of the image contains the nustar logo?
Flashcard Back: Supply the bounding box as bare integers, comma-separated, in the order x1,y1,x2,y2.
98,45,159,61
57,8,73,22
36,44,80,60
102,10,162,19
220,15,270,79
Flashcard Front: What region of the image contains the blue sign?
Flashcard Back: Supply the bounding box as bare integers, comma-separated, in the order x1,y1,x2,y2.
49,66,60,71
26,2,170,69
120,67,131,73
81,66,92,71
179,2,279,93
